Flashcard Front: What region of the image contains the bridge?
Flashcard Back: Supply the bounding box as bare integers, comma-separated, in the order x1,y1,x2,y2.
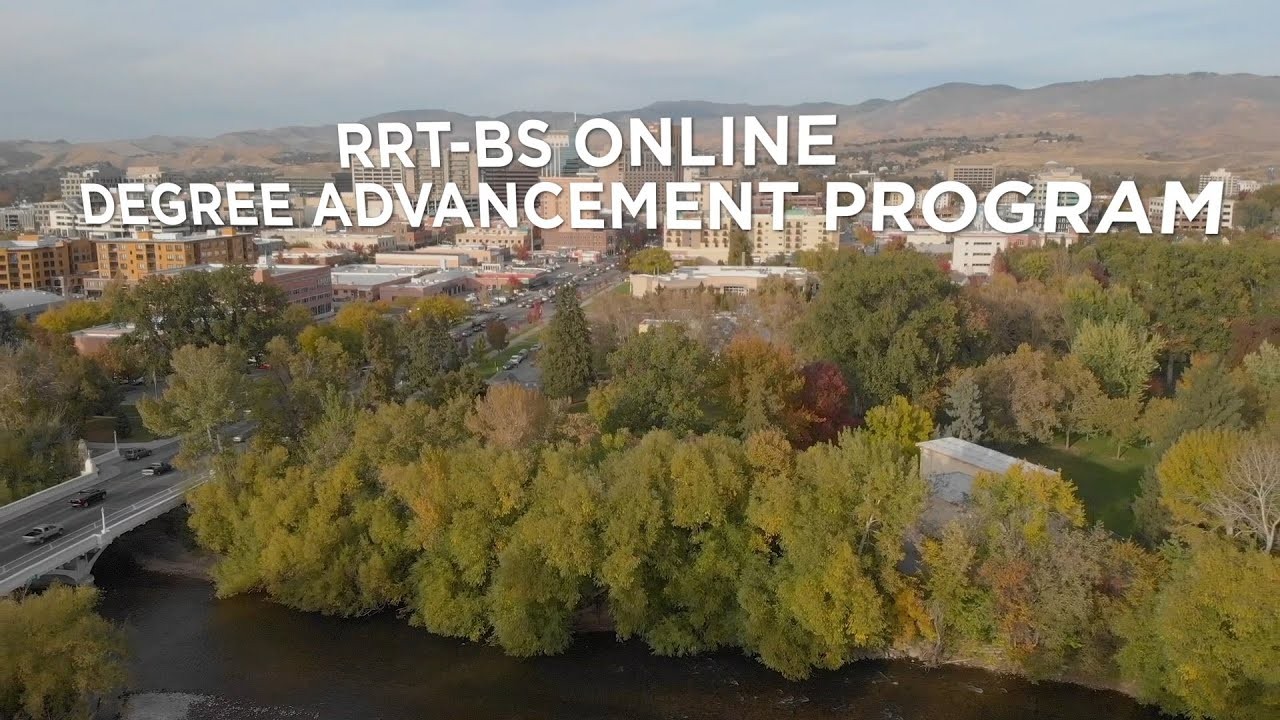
0,440,210,595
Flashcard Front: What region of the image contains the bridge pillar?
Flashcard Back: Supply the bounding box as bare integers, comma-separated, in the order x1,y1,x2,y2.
32,547,105,588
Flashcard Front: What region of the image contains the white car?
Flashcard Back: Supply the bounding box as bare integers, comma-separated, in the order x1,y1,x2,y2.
22,524,64,545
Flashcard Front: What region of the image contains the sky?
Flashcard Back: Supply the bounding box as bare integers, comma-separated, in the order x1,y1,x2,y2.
2,0,1278,142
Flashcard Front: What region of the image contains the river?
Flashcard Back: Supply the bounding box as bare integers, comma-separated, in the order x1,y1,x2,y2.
92,540,1167,720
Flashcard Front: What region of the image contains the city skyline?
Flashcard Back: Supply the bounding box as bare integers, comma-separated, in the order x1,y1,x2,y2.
3,0,1278,141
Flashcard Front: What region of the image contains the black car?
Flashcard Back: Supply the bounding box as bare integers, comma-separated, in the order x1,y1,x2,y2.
141,462,172,476
69,489,107,507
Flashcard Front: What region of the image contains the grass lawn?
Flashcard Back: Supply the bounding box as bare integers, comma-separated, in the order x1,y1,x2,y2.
1012,436,1152,537
83,406,163,443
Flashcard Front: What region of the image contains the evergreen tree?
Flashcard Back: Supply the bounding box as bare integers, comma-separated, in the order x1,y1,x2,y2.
540,286,594,399
944,373,985,442
0,308,22,348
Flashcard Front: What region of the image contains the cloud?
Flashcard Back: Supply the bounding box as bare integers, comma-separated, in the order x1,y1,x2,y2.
1,0,1277,140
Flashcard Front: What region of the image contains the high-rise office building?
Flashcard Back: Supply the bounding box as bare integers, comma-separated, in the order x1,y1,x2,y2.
619,122,683,225
415,147,479,210
947,165,996,192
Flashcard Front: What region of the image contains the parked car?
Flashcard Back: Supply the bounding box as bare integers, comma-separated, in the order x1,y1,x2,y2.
21,524,64,545
141,462,173,476
69,489,107,507
121,447,152,461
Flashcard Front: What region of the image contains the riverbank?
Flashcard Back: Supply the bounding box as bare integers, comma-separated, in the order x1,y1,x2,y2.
96,514,1165,720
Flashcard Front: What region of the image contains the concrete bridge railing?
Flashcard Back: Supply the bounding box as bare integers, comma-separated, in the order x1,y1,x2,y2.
0,473,208,595
0,449,123,525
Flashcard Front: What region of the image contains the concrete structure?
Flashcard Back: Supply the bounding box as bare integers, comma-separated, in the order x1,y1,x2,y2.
375,245,506,268
950,233,1010,277
0,289,67,320
0,204,37,232
479,163,540,222
71,322,135,355
1198,168,1244,198
379,268,476,302
89,228,257,289
947,165,996,192
618,122,683,223
0,442,213,595
350,148,414,193
454,224,533,251
0,235,97,294
261,229,395,253
1030,163,1091,233
916,437,1059,531
273,248,355,266
414,148,479,210
630,265,813,297
61,166,123,203
328,264,427,303
540,228,612,254
1148,196,1235,234
750,210,839,263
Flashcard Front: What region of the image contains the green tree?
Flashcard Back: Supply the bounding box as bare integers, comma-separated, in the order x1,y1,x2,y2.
587,324,721,435
1070,318,1163,398
138,343,249,459
0,307,20,347
540,285,595,399
943,373,985,442
1149,355,1248,451
628,248,675,274
0,586,126,720
1055,355,1106,449
797,252,967,411
864,395,934,454
1116,539,1280,720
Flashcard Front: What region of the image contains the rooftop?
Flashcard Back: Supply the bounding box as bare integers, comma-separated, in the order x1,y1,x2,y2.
917,437,1058,477
70,322,135,338
0,289,65,312
330,264,427,287
406,268,475,287
0,235,66,250
642,265,812,281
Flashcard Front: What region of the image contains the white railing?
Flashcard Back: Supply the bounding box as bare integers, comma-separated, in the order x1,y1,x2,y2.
0,473,209,593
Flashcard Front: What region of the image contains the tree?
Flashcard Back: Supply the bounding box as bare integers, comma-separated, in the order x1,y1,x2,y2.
33,299,112,335
720,334,805,440
540,286,594,399
406,295,471,327
1070,318,1163,398
727,228,753,266
0,307,19,348
138,343,249,460
943,373,985,442
864,395,934,454
1055,356,1106,449
587,323,721,436
0,586,126,720
1218,438,1280,553
796,361,854,446
628,247,675,274
1088,394,1145,459
1116,539,1280,720
1150,355,1248,452
485,319,509,351
465,383,552,451
797,252,967,411
113,265,288,366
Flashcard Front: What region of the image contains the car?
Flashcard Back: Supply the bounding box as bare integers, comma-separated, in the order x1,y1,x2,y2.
141,462,173,476
232,435,246,443
69,489,107,507
121,447,153,461
21,524,64,545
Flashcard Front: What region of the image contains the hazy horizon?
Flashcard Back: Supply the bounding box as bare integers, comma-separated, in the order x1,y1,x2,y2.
3,0,1279,142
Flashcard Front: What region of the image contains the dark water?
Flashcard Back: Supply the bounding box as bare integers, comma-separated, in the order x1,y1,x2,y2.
94,554,1166,720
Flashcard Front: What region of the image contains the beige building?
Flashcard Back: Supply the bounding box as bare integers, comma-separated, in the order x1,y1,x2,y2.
629,265,813,297
90,228,257,287
262,229,396,253
375,245,506,268
415,148,479,209
947,165,996,192
0,235,97,294
454,224,533,251
750,210,838,263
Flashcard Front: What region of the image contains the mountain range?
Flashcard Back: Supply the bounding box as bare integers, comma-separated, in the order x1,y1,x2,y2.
3,73,1280,176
